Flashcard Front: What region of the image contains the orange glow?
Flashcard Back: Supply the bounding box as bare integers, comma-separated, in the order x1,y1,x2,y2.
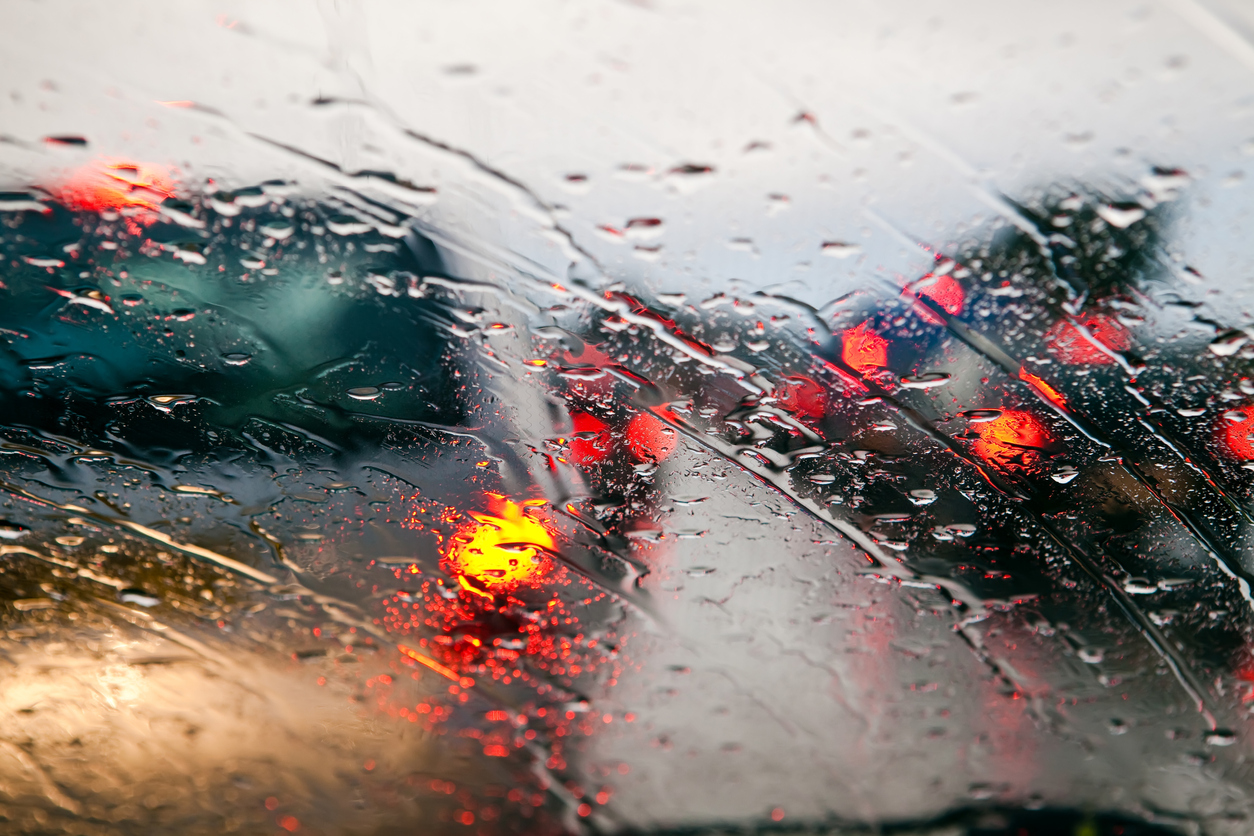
444,497,555,590
841,322,888,373
1018,367,1069,410
56,159,176,215
626,411,678,462
903,273,964,324
397,644,464,682
1218,411,1254,461
972,410,1052,472
380,487,630,751
567,411,612,465
1044,315,1131,365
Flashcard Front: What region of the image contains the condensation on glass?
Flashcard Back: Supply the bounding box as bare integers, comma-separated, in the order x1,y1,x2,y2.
2,2,1254,835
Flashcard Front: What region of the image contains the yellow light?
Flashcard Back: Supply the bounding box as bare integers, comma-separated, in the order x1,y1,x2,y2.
444,498,554,589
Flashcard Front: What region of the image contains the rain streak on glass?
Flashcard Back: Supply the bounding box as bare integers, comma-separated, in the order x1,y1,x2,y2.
4,3,1254,836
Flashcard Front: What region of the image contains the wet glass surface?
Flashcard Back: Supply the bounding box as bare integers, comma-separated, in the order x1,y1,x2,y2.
5,2,1254,834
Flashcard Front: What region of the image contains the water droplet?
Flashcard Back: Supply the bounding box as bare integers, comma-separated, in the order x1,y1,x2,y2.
961,409,1003,423
0,522,29,540
233,186,271,207
222,353,252,366
210,191,242,216
13,598,57,612
327,215,373,236
558,367,607,381
900,372,951,389
1122,578,1158,595
146,394,198,413
821,241,861,259
169,242,207,265
1095,204,1146,228
159,199,205,229
908,489,937,506
1209,330,1249,357
1052,465,1080,484
366,274,397,295
259,219,294,240
119,588,161,608
0,193,49,213
42,135,88,147
625,218,663,240
347,387,381,401
1206,730,1238,747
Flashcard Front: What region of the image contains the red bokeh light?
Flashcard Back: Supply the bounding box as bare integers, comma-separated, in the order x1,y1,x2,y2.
902,273,964,324
1018,367,1069,410
626,412,678,462
567,411,612,465
972,410,1052,472
55,159,175,216
1217,410,1254,461
841,322,888,373
1044,315,1131,365
777,375,827,420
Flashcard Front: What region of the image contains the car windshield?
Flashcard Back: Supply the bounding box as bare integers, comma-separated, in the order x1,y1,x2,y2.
2,3,1254,835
